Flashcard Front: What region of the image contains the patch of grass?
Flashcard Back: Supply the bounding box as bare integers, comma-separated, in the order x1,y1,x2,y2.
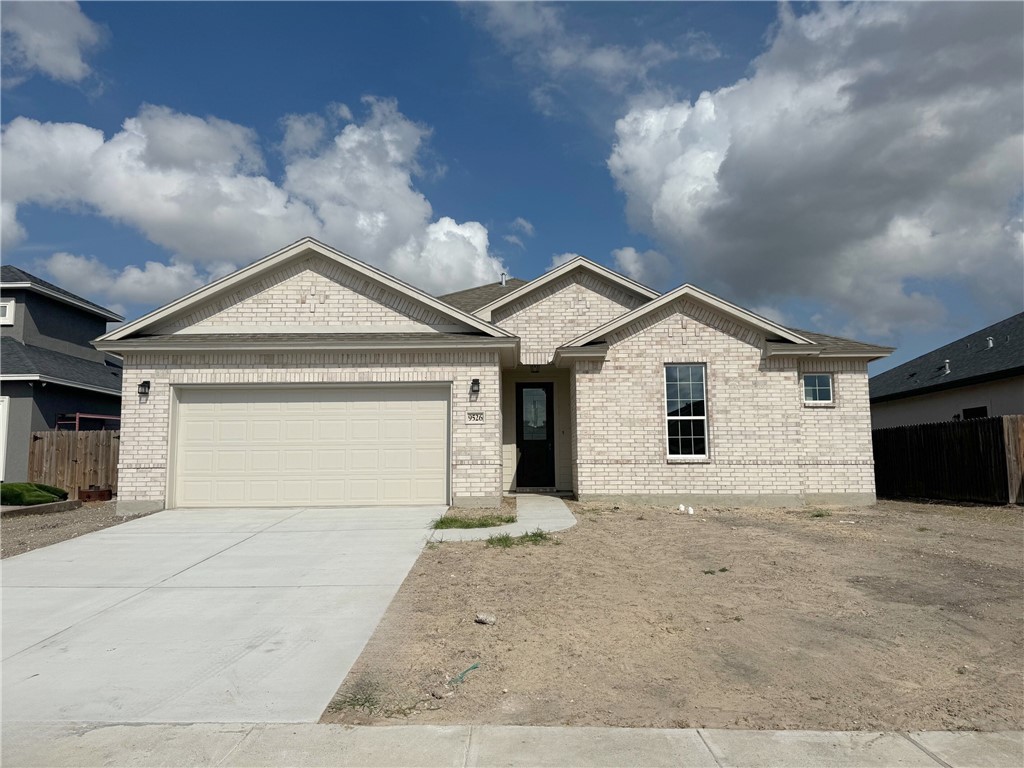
432,513,516,530
328,674,422,718
810,509,831,518
329,675,389,715
702,569,717,575
486,528,552,548
0,482,67,506
917,526,931,532
718,566,729,572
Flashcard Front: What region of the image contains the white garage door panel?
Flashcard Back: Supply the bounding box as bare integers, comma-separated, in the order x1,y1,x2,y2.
174,387,449,507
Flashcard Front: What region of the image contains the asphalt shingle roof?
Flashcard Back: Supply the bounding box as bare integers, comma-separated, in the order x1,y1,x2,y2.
437,279,529,313
1,337,123,393
0,265,122,320
783,328,895,358
869,312,1024,402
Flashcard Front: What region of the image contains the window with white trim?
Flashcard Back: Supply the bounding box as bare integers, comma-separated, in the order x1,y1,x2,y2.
666,364,707,457
803,373,833,403
0,299,13,326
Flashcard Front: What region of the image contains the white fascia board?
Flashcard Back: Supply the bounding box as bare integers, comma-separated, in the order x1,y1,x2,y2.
97,237,514,343
473,257,660,321
552,344,609,368
0,374,121,396
1,282,124,322
564,284,813,348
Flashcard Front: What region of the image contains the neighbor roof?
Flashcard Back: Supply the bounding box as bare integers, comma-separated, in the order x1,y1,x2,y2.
0,265,123,322
1,337,123,395
870,312,1024,402
437,278,528,313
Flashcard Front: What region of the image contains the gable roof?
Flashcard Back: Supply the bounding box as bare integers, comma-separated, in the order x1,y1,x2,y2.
96,237,515,345
1,337,123,395
869,312,1024,403
0,265,123,322
558,283,892,361
470,256,659,320
437,278,529,313
564,283,813,348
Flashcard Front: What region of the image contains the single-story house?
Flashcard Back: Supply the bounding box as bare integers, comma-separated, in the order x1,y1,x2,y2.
94,238,892,512
1,266,124,482
870,312,1024,429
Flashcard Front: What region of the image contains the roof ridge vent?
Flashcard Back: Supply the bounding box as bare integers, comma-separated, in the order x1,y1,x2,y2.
987,335,994,348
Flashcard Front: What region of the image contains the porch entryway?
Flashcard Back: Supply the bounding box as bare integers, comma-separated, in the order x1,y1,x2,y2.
502,366,573,493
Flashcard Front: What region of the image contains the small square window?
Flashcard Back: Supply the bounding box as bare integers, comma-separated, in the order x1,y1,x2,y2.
803,373,833,403
0,299,13,326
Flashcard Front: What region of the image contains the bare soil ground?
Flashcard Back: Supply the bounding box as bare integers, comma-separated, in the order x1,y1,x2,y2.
322,499,1023,731
1,502,154,558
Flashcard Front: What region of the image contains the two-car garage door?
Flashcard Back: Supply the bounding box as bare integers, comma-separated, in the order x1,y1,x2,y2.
172,386,449,507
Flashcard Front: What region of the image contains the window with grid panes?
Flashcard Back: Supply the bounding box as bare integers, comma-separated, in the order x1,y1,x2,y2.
665,364,707,457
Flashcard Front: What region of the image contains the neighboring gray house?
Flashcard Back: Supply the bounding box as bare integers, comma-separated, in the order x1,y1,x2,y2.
870,313,1024,429
95,238,891,512
1,266,124,482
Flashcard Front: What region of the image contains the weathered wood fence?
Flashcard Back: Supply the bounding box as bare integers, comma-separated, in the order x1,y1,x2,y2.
27,430,120,496
872,415,1024,504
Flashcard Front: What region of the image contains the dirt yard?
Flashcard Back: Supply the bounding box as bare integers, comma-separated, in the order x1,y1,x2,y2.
1,502,153,558
322,499,1023,731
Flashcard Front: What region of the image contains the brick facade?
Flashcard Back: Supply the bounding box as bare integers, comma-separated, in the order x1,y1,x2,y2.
491,270,648,365
153,258,457,334
118,350,502,507
570,299,876,504
114,247,877,510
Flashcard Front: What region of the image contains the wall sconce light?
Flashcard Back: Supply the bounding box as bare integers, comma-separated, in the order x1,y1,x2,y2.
138,380,151,396
470,378,480,395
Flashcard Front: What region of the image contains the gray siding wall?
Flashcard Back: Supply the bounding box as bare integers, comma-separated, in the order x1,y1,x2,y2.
13,291,109,361
2,385,34,482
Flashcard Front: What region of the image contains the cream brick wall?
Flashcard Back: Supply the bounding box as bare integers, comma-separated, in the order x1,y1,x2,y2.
492,270,647,365
153,256,458,333
572,298,876,502
118,350,502,506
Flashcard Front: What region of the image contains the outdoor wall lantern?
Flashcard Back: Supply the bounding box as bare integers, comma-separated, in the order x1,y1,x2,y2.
470,378,481,395
138,380,151,396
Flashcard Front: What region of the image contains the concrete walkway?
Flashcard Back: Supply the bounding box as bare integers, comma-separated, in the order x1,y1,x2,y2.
430,494,576,542
2,723,1020,767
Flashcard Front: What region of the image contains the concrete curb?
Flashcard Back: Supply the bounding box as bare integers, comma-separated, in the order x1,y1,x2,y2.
429,494,576,542
0,498,82,517
1,724,1020,768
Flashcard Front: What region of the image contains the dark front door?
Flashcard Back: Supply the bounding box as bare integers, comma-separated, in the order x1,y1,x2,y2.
516,382,555,488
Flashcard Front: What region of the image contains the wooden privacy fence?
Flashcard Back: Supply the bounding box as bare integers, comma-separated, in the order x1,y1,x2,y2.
872,415,1024,505
28,430,120,496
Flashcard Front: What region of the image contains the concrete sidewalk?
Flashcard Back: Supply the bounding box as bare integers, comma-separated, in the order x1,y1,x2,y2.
2,723,1020,767
430,494,576,542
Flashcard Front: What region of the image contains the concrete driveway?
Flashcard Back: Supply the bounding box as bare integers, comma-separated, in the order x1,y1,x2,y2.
1,505,442,723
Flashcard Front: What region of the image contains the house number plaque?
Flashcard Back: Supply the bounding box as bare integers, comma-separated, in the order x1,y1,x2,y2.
466,411,485,424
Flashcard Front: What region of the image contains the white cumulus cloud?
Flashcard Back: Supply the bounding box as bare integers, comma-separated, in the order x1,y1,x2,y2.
607,2,1024,337
2,98,507,304
41,252,206,308
1,1,106,86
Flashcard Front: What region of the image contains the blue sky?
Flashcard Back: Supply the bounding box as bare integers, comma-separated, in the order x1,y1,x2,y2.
2,1,1022,374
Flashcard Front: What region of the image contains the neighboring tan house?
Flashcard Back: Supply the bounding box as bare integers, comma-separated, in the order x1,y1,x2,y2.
94,238,892,512
1,266,124,482
869,312,1024,429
